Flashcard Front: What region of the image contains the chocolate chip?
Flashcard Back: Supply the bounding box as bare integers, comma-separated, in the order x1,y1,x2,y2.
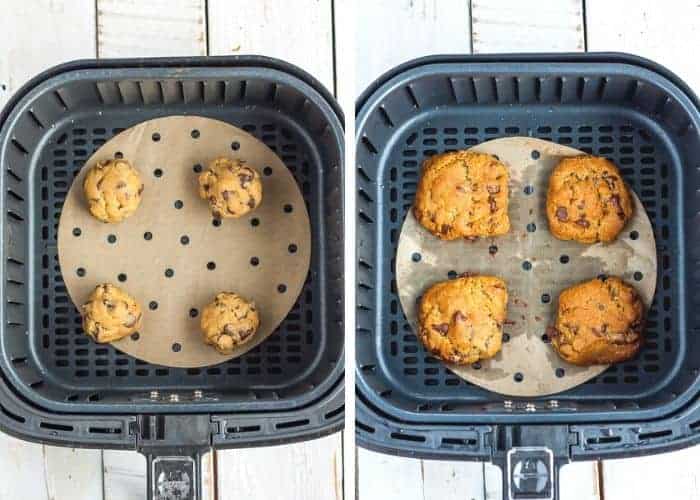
440,224,452,235
247,198,256,208
486,184,500,194
555,206,568,221
138,184,144,195
432,323,449,334
546,325,559,338
240,329,254,340
238,171,254,186
116,181,126,189
458,271,474,278
202,184,210,191
223,324,235,335
489,196,497,213
576,218,590,228
609,194,620,209
454,311,467,322
456,185,466,193
123,313,138,328
222,191,231,201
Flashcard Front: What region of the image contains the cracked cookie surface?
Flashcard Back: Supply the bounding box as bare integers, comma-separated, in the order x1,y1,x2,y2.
413,151,510,240
81,283,143,343
200,292,260,354
546,156,633,243
83,159,143,223
198,158,262,219
551,277,644,366
418,275,508,364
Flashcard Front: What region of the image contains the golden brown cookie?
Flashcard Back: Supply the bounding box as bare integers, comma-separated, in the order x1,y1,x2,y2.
546,156,633,243
200,292,260,354
83,159,143,223
198,158,263,219
81,284,143,343
418,275,508,364
550,277,644,366
413,151,510,240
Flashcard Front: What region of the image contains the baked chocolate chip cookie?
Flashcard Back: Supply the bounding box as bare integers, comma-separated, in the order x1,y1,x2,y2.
550,277,644,366
413,151,510,240
200,292,260,354
418,275,508,364
546,156,633,243
198,158,262,219
81,283,143,343
83,159,144,223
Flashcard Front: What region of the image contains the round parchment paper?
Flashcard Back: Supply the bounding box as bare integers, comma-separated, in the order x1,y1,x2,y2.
396,137,657,396
58,116,311,368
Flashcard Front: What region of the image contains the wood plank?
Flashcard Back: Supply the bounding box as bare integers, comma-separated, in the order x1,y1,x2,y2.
103,450,146,500
217,433,342,500
472,0,584,53
355,0,471,96
43,446,104,500
603,447,700,500
423,460,485,500
207,0,335,92
0,0,96,110
357,449,424,500
96,0,206,57
0,432,49,500
586,0,700,92
334,0,352,100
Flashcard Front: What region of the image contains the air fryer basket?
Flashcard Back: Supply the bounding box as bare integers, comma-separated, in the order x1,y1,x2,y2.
0,56,343,499
356,53,700,498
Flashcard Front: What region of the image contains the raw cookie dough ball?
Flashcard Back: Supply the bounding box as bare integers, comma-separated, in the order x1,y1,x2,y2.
81,283,143,343
200,292,260,354
550,277,644,366
413,151,510,240
546,156,633,243
83,159,144,223
418,275,508,364
198,158,262,219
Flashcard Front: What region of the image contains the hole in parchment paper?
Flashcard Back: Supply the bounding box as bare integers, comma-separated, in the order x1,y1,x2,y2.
212,218,221,227
555,368,565,378
527,223,536,233
131,332,140,341
153,168,163,178
144,231,152,241
174,200,183,209
172,343,181,352
72,227,81,237
149,301,158,310
206,262,216,271
634,271,643,281
502,333,510,343
251,218,260,227
522,261,532,271
231,141,240,151
277,284,287,293
250,257,259,266
283,204,293,213
189,308,198,318
191,129,200,139
180,235,190,245
114,151,124,159
263,166,273,176
488,245,498,255
118,273,127,282
541,293,551,304
76,267,86,277
524,185,534,195
165,268,174,278
411,252,421,262
560,255,569,264
288,244,298,254
448,270,457,279
472,362,481,370
193,164,202,173
531,150,540,159
541,333,551,343
107,234,116,244
151,132,161,142
630,230,639,240
514,372,524,382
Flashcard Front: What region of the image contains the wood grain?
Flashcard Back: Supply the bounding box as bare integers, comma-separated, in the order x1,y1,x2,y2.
0,0,96,110
208,0,335,92
355,0,471,96
97,0,207,57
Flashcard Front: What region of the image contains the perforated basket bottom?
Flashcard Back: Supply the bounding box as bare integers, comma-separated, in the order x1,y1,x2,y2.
32,108,332,401
370,108,680,409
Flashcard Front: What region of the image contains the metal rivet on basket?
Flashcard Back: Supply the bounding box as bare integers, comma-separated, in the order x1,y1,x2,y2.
169,394,180,402
150,391,159,399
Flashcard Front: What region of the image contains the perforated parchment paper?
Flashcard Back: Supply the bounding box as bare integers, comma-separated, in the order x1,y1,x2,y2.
396,137,657,396
58,116,311,368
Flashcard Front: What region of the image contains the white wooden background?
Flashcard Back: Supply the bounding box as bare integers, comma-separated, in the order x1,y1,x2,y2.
356,1,700,499
0,1,342,499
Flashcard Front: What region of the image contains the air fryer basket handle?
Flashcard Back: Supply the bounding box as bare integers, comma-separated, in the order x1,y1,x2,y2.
490,425,572,500
144,450,205,500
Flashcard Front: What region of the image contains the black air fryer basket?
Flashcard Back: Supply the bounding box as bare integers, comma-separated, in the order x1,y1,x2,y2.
0,56,343,499
356,53,700,499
